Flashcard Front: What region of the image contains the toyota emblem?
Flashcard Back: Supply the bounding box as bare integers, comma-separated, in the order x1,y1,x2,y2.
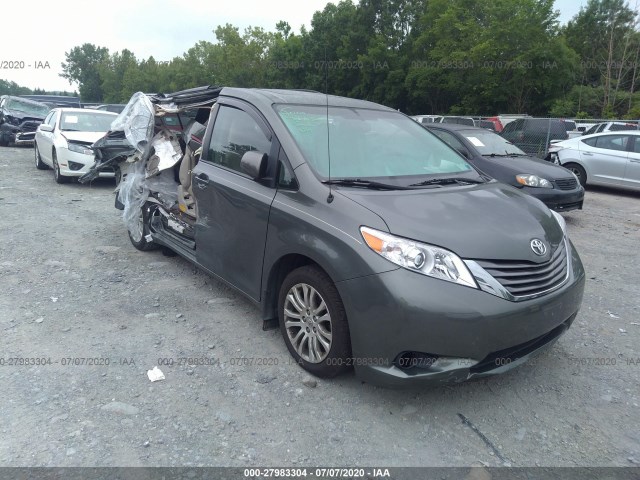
530,239,547,256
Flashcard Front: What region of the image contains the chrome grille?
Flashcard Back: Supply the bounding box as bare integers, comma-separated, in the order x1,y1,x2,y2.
555,178,578,190
474,241,568,297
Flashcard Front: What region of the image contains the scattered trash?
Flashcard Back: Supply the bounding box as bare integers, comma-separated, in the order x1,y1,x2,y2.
630,322,639,326
176,313,183,319
50,297,58,302
35,317,44,324
147,366,165,382
619,329,627,334
606,311,620,318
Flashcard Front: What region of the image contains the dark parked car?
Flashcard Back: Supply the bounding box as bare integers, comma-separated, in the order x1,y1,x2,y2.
427,124,584,212
500,118,568,158
94,104,127,114
20,94,81,108
81,87,585,386
0,95,51,146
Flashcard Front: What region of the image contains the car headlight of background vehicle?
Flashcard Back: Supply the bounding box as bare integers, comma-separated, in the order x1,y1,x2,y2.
516,174,553,188
67,143,93,155
360,226,478,288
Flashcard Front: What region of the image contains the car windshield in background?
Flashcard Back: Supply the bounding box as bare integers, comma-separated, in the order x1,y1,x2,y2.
60,112,116,132
460,129,526,156
6,99,50,117
276,105,476,181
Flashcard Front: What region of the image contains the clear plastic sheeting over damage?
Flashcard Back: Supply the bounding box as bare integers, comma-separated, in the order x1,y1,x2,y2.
119,160,149,236
110,92,154,153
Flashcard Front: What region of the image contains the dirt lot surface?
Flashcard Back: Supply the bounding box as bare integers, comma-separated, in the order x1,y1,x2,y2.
0,145,639,468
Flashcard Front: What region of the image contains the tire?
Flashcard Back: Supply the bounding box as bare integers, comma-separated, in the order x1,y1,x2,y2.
564,162,587,187
128,203,159,251
34,143,48,170
0,132,9,147
52,151,69,184
278,265,351,378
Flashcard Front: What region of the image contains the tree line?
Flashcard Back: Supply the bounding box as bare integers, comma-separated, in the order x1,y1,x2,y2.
13,0,640,118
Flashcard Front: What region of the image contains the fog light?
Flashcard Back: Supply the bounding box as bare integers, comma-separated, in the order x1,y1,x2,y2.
68,161,84,171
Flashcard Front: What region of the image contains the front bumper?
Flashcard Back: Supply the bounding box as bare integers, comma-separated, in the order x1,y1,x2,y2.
336,239,585,386
58,149,115,178
524,185,585,212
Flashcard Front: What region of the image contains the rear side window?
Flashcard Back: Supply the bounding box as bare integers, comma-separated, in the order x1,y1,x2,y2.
591,134,629,151
208,106,271,174
609,123,636,132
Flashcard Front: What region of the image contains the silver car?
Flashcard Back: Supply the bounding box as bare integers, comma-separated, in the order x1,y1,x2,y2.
548,131,640,192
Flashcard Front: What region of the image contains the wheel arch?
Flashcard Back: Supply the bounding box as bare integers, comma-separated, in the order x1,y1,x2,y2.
261,253,335,322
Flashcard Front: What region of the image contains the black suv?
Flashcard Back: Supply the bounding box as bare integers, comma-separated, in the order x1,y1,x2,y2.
0,95,50,146
500,118,568,158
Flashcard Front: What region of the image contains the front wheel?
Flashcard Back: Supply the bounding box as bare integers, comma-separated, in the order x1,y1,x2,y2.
52,151,69,184
34,143,48,170
278,265,351,378
128,203,159,251
564,162,587,187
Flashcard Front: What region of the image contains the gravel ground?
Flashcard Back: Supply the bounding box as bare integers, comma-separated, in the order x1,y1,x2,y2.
0,145,639,468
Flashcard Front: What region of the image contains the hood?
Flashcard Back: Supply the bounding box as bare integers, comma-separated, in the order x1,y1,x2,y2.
5,109,45,122
339,182,563,262
480,154,574,178
61,131,107,144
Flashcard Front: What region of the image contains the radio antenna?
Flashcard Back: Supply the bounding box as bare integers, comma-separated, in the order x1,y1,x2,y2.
325,44,334,204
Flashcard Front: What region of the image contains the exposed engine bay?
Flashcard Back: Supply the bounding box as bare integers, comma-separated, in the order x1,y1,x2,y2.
80,86,222,245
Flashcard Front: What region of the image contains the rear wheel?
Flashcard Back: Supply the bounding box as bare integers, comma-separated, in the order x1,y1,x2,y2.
278,265,351,378
564,163,586,187
128,203,159,251
34,143,48,170
0,132,9,147
52,151,69,184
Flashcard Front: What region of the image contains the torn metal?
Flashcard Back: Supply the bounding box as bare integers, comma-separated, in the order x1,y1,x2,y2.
79,86,221,237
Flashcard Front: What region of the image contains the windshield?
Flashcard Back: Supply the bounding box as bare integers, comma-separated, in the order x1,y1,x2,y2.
6,98,50,117
459,129,526,155
275,105,477,181
60,111,117,132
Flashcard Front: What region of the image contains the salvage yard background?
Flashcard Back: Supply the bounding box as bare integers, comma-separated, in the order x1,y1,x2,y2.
0,146,639,467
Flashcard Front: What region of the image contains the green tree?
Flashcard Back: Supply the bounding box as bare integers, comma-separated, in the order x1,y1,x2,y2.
60,43,110,101
563,0,639,116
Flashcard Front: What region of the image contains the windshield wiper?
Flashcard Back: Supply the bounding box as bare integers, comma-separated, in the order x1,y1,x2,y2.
409,177,485,187
322,178,412,190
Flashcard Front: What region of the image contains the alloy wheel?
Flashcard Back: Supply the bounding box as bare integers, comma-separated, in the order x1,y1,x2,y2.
283,283,332,363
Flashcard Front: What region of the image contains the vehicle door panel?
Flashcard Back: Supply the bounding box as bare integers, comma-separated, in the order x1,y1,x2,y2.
625,136,640,189
580,134,629,186
192,102,277,301
39,111,58,165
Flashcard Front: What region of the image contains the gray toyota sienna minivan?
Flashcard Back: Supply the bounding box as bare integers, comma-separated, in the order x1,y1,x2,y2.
83,87,585,386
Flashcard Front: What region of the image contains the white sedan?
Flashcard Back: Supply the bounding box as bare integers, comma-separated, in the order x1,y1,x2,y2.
548,130,640,192
34,108,117,184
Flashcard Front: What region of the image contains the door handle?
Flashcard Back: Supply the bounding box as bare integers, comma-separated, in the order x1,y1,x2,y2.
582,152,593,156
630,159,640,163
194,173,209,189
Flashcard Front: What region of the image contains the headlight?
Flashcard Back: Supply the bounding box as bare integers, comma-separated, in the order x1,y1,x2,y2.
516,174,553,188
360,226,478,288
67,143,93,155
551,210,567,236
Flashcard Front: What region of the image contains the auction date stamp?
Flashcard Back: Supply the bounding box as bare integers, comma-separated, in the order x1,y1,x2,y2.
0,60,50,69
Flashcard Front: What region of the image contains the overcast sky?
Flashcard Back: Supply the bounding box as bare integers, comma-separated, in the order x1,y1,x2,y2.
3,0,586,93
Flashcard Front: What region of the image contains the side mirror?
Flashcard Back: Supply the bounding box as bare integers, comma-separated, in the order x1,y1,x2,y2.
240,150,268,180
39,124,53,132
